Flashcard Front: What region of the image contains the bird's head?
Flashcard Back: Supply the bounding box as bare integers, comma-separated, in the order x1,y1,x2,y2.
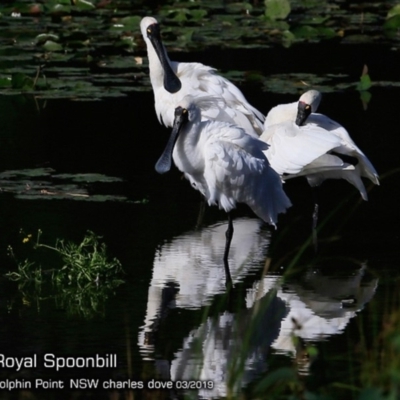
140,16,182,94
140,17,160,41
296,90,322,126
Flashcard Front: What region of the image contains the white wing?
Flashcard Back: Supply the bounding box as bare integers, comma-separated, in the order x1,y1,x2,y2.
154,61,264,136
202,123,291,225
306,165,369,200
261,121,342,176
307,114,379,185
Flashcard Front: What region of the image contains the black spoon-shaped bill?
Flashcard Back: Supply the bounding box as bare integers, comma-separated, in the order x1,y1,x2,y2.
296,101,312,126
155,107,188,174
147,23,182,94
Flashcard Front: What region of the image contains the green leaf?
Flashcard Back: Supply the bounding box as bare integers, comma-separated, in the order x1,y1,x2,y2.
387,4,400,19
360,90,372,110
11,73,35,90
282,29,296,48
43,40,63,52
171,8,190,23
225,3,253,14
36,33,60,44
189,9,208,21
316,27,336,38
73,0,95,10
291,25,318,39
265,0,291,20
0,76,11,88
383,14,400,30
357,65,372,91
118,15,141,30
306,345,319,357
358,74,371,91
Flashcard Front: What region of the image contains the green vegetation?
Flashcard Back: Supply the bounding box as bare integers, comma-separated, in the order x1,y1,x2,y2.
0,1,398,99
5,230,125,317
0,167,143,202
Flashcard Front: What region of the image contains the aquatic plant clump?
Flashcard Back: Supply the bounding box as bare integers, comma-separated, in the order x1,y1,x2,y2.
7,230,123,287
36,230,123,286
5,230,125,317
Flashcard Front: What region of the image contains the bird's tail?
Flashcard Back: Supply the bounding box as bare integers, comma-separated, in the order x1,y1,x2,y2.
249,165,292,227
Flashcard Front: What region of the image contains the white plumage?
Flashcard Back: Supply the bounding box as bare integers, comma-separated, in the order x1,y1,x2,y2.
156,96,291,227
261,90,379,200
140,16,264,137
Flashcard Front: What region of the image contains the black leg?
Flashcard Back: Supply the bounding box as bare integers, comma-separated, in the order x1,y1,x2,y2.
195,198,206,230
223,212,234,288
312,187,319,253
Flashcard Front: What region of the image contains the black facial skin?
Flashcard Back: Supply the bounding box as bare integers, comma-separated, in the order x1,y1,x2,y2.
296,101,312,126
155,107,188,174
147,23,182,94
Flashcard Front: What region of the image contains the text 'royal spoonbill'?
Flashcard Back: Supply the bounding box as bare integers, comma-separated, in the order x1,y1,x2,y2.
140,16,264,137
155,96,291,286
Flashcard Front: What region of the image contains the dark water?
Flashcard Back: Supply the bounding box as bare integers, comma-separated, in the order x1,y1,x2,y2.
0,42,399,399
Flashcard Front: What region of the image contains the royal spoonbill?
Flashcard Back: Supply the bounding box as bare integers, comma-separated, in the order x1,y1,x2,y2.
140,16,264,137
262,90,379,200
155,96,291,285
261,90,379,249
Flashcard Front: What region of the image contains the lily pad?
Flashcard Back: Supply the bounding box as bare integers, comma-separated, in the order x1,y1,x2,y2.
0,168,54,179
73,0,96,10
0,0,398,101
43,40,63,52
265,0,291,20
0,168,137,203
54,173,123,183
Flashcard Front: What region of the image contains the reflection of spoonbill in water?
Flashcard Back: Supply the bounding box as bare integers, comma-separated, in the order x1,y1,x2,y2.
155,96,291,285
247,263,378,374
138,217,271,360
140,16,264,137
170,293,286,399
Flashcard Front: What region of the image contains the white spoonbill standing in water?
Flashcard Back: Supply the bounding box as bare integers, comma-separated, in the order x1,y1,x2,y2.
155,96,291,286
260,90,379,249
140,16,264,137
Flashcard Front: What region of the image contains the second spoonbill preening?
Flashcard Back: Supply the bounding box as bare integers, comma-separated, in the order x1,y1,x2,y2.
261,90,379,250
262,90,379,200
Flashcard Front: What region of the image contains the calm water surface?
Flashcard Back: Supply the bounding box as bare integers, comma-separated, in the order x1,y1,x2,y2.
0,43,399,399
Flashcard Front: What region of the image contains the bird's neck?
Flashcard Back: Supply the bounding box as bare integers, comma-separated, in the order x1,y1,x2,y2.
174,119,204,175
177,118,202,150
264,102,298,128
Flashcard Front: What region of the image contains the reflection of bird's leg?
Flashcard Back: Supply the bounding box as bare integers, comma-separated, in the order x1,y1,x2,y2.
195,197,207,230
312,187,319,253
223,212,234,287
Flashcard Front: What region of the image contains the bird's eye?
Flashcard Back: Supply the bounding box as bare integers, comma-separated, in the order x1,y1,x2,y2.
305,105,311,110
183,109,188,114
147,28,152,34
